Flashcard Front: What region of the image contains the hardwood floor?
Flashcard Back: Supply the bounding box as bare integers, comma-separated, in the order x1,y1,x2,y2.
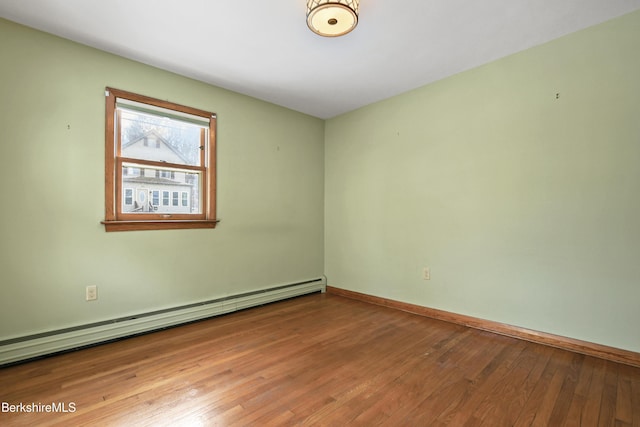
1,293,639,426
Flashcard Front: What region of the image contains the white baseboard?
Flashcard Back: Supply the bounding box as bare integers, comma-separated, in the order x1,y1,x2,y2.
0,279,325,366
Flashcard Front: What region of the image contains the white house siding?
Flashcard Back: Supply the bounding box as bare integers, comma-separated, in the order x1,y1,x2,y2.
121,132,198,213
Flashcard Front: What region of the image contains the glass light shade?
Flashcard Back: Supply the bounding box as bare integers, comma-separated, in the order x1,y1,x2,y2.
307,0,359,37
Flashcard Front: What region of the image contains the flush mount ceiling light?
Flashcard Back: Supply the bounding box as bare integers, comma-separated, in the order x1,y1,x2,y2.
306,0,359,37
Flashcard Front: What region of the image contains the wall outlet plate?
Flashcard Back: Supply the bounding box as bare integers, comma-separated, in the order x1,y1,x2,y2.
86,285,97,301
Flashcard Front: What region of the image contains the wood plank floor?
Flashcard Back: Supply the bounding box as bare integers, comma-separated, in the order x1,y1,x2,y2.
1,293,639,426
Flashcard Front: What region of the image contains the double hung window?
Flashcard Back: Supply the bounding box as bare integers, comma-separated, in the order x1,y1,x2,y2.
102,88,217,231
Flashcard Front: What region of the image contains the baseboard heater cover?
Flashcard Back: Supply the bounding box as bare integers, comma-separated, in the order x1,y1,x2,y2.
0,279,326,366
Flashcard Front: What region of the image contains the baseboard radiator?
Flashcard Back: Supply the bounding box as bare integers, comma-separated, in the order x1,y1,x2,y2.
0,278,326,366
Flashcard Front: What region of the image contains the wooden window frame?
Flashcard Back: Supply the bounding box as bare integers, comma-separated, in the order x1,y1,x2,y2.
102,87,218,232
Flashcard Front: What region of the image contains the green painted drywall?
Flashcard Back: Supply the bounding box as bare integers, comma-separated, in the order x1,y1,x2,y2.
325,11,640,352
0,18,325,338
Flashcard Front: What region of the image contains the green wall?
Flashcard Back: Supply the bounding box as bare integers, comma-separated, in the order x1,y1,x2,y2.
0,19,325,339
3,10,640,354
325,11,640,352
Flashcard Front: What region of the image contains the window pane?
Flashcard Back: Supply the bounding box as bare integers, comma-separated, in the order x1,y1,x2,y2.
185,173,200,213
121,164,201,214
124,188,133,206
119,109,203,166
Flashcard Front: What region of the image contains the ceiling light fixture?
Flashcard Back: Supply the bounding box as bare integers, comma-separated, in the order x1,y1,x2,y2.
306,0,359,37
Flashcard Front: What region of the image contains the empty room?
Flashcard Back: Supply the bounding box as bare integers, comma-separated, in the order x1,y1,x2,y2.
1,1,640,425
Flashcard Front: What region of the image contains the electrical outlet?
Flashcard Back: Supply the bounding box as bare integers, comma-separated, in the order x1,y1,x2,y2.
423,267,431,280
86,285,97,301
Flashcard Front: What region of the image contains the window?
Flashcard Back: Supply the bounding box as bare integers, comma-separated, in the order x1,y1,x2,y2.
156,170,175,179
123,167,141,176
124,188,133,206
102,87,217,231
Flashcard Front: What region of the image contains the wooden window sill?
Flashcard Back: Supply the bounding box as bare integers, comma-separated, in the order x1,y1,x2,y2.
101,219,219,232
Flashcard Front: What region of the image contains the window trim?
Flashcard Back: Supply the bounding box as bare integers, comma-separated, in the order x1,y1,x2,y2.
102,87,218,232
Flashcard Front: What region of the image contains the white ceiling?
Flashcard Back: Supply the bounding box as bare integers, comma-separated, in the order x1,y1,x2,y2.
2,0,640,119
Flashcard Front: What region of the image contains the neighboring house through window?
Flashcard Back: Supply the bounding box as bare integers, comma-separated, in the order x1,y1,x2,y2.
124,188,133,206
102,87,218,231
